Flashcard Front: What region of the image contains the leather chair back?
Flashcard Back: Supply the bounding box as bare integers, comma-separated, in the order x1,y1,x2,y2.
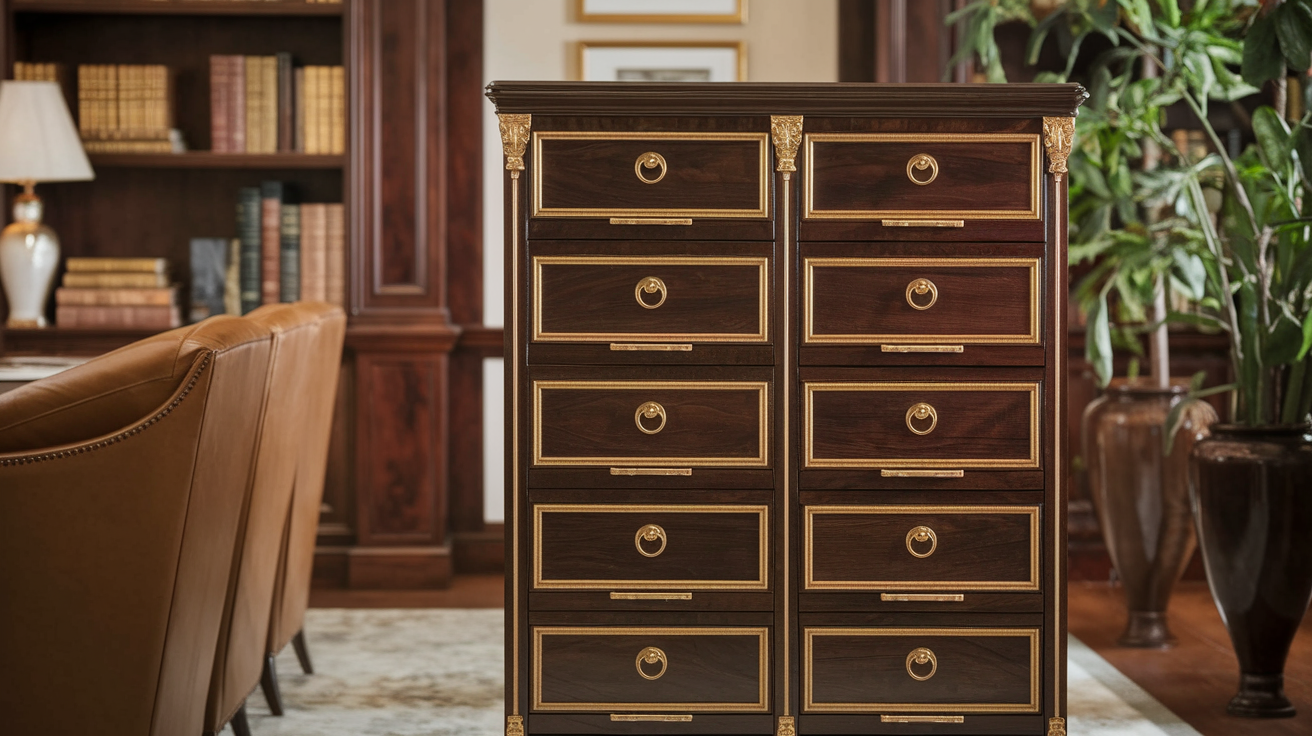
0,316,273,736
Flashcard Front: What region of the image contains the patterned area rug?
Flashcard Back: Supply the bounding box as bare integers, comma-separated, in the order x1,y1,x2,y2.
226,608,1200,735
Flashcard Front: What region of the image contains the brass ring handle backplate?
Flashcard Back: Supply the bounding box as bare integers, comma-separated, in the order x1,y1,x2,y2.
905,402,938,436
905,278,938,310
635,524,668,557
906,525,938,558
635,401,667,435
635,276,668,309
636,646,668,680
906,153,938,186
906,647,938,681
635,152,668,184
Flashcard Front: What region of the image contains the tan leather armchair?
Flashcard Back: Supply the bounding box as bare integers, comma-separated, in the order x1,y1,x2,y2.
204,302,344,736
0,317,274,736
262,302,345,707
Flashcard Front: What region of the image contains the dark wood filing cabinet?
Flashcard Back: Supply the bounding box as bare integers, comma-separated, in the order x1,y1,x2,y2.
488,83,1087,736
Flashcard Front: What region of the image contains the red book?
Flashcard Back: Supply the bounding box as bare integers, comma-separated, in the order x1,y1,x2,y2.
230,56,246,153
260,181,283,304
325,203,345,308
56,305,181,330
210,55,230,152
298,203,327,302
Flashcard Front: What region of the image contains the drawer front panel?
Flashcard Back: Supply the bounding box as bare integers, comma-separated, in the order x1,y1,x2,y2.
534,256,769,343
804,257,1039,346
804,382,1039,470
804,627,1039,713
803,505,1039,591
805,134,1041,221
533,132,769,218
533,626,769,712
534,504,769,590
534,380,769,467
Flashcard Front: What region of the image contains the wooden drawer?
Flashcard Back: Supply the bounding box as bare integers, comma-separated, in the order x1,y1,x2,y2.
532,131,769,219
533,626,769,712
803,382,1039,471
803,257,1039,349
803,626,1040,714
533,504,768,591
802,505,1039,592
533,380,769,468
533,255,769,345
804,133,1041,222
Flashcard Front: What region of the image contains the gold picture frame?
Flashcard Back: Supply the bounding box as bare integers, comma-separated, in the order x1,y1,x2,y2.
575,0,747,24
577,41,747,82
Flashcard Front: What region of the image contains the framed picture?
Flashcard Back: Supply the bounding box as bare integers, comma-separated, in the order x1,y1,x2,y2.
578,41,746,82
576,0,747,24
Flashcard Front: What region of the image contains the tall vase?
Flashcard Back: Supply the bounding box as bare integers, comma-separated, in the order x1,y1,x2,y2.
0,192,60,329
1191,425,1312,718
1083,382,1217,647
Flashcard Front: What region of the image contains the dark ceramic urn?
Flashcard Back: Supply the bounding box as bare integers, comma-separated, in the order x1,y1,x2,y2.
1191,425,1312,718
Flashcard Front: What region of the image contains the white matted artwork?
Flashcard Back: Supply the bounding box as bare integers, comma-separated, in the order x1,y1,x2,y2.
576,0,746,24
578,41,746,82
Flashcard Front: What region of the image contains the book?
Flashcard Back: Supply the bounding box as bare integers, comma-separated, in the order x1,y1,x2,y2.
245,56,264,154
62,272,170,289
223,238,241,316
325,203,345,308
56,305,181,330
56,287,177,307
190,237,229,322
66,257,167,273
210,55,231,153
304,66,321,154
76,64,172,145
237,186,262,313
330,65,345,155
230,56,247,153
299,203,327,302
260,180,284,304
280,203,301,302
261,55,278,155
277,52,294,153
294,66,306,153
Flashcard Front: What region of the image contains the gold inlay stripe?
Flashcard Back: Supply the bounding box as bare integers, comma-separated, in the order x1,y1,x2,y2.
882,715,966,723
803,381,1040,469
609,218,694,225
610,343,694,351
610,592,694,600
803,133,1041,221
803,257,1041,345
881,469,964,478
533,256,769,343
534,504,769,590
532,627,769,712
532,131,769,219
802,627,1040,713
881,219,965,228
534,380,770,467
881,593,966,602
610,714,695,722
803,505,1040,591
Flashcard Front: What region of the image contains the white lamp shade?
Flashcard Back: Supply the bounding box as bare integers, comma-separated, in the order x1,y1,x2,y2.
0,81,93,183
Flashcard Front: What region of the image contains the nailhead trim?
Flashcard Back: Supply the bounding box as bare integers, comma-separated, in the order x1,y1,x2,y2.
0,354,212,467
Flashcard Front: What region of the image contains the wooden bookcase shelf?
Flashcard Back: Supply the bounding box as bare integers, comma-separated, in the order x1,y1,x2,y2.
88,152,345,169
11,1,344,17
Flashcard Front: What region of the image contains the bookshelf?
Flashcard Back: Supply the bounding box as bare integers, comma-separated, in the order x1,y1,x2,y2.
0,0,496,590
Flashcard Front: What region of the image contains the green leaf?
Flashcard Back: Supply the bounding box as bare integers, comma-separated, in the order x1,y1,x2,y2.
1087,289,1115,388
1263,314,1307,366
1252,106,1294,170
1173,250,1208,299
1242,12,1285,86
1299,309,1312,361
1155,0,1181,28
1296,125,1312,186
1026,8,1064,66
1275,0,1312,72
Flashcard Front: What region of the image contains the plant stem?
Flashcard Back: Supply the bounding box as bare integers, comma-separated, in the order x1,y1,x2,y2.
1144,49,1171,389
1184,93,1261,237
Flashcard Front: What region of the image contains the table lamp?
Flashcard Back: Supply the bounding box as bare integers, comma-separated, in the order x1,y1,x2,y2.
0,80,93,328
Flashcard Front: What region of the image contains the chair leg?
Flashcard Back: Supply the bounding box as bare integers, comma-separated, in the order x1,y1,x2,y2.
292,628,314,675
230,705,252,736
260,653,284,716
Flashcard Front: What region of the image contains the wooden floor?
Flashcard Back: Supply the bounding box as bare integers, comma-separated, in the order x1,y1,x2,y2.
309,574,504,609
1071,581,1312,735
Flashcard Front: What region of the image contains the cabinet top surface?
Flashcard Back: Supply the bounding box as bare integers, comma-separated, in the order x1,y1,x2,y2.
485,82,1088,118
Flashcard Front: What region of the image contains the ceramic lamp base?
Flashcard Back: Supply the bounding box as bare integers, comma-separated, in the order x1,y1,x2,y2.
0,189,60,329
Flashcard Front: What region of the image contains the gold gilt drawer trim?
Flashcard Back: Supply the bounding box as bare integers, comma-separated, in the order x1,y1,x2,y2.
803,382,1040,469
533,256,769,343
803,133,1041,221
532,131,770,219
802,627,1040,713
533,380,770,467
802,505,1040,591
533,504,770,590
532,626,770,712
803,257,1041,345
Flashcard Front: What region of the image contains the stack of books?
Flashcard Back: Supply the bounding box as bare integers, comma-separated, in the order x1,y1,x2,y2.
56,258,182,330
234,183,344,314
13,62,65,84
76,64,175,153
210,55,345,154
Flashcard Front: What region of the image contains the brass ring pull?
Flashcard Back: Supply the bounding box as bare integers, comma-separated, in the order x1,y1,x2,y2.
635,276,668,310
905,647,938,681
905,525,938,558
635,152,668,184
905,402,938,436
635,401,667,435
905,278,938,310
635,524,668,557
636,646,668,680
906,153,938,186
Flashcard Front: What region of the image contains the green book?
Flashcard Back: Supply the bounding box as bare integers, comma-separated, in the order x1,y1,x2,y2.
280,203,301,302
237,186,262,314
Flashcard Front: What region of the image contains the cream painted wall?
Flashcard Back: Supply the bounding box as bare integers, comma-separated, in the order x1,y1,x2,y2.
481,0,839,522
